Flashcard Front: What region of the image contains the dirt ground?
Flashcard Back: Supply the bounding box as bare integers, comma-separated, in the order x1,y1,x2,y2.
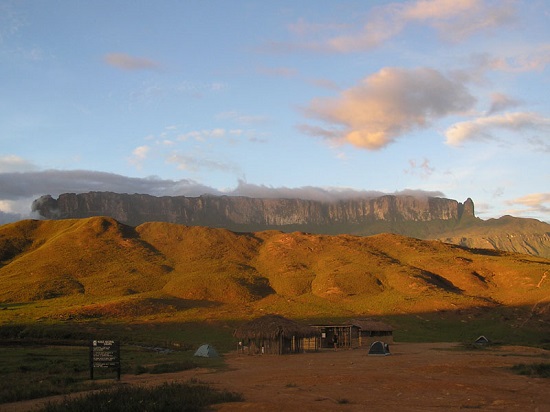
2,343,549,412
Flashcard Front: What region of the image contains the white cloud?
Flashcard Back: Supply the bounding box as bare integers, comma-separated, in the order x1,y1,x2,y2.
0,170,215,202
274,0,517,53
216,111,269,125
0,2,25,43
445,112,550,146
0,169,446,223
0,155,38,172
257,65,298,77
405,158,435,178
287,18,349,36
302,67,475,149
210,128,226,138
177,129,227,141
309,78,340,90
166,153,237,173
419,0,516,42
527,136,550,153
175,81,229,95
103,53,160,71
487,92,521,115
296,124,341,140
488,43,550,72
129,145,151,169
229,180,444,202
506,193,550,220
175,127,265,144
132,145,150,160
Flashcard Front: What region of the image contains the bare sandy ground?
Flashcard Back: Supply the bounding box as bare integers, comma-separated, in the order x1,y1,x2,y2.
2,343,549,412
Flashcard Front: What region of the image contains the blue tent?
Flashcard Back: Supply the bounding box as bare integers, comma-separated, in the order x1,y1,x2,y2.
368,341,390,356
194,344,219,358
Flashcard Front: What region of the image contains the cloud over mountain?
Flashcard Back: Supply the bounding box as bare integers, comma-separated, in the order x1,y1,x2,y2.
301,67,475,149
0,169,445,224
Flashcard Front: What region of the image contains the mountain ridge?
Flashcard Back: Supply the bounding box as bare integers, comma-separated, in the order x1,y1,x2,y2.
32,192,474,226
0,217,549,323
31,192,550,258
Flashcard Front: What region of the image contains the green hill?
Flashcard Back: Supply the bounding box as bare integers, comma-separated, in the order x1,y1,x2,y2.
0,217,548,327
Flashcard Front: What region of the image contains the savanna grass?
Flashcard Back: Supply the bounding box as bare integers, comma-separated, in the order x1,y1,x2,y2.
38,381,243,412
511,362,550,378
0,345,95,404
0,337,220,404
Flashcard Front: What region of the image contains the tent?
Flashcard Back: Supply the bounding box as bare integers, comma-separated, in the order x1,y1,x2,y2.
194,344,219,358
474,335,490,345
368,341,390,356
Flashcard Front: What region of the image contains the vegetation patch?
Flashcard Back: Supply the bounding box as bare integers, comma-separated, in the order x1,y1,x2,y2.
511,362,550,378
0,323,228,405
39,381,243,412
147,361,197,374
0,345,96,403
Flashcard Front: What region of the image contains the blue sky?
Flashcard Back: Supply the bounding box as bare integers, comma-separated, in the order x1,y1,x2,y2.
1,0,549,224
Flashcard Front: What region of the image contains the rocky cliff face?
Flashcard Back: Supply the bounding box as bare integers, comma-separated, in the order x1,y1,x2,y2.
32,192,474,228
30,193,550,258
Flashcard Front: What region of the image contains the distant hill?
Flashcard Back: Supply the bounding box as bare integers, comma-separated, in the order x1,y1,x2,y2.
0,217,548,324
31,192,550,258
436,215,550,258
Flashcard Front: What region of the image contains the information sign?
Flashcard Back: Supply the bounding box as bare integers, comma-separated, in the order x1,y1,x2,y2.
89,340,120,380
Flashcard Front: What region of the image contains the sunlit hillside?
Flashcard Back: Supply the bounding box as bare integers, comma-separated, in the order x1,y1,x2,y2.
0,217,549,325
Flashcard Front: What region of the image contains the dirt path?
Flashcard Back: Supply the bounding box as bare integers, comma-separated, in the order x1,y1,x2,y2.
2,343,549,411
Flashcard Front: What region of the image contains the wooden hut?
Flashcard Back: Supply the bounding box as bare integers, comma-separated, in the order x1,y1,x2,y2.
310,318,393,349
234,314,321,355
351,319,393,346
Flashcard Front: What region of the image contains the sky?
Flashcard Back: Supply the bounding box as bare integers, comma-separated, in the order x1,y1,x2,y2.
1,0,549,224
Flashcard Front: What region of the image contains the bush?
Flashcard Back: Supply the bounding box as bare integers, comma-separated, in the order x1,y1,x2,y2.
131,361,197,375
39,381,243,412
511,363,550,378
133,364,148,375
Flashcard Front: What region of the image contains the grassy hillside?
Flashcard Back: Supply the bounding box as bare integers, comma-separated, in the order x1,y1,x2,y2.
0,217,548,330
436,215,550,258
0,217,170,302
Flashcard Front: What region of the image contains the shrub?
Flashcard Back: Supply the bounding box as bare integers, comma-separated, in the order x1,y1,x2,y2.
39,381,243,412
149,361,197,374
511,363,550,378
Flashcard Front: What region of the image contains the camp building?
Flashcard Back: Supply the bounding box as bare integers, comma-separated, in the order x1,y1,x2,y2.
308,319,393,349
234,314,321,355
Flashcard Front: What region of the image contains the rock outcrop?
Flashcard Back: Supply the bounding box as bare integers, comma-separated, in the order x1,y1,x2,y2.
32,192,473,228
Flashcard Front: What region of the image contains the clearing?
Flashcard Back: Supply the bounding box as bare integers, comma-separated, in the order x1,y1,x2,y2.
2,342,549,411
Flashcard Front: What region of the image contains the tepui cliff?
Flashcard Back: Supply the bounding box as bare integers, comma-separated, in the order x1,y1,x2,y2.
32,192,475,229
30,192,550,258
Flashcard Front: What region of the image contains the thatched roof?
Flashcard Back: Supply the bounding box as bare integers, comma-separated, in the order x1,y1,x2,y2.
351,318,393,332
234,314,320,340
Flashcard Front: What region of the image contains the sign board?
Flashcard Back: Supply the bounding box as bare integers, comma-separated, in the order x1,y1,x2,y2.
90,340,120,380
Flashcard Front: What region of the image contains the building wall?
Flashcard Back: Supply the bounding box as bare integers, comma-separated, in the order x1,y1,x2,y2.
360,331,393,346
239,335,316,354
311,325,394,349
